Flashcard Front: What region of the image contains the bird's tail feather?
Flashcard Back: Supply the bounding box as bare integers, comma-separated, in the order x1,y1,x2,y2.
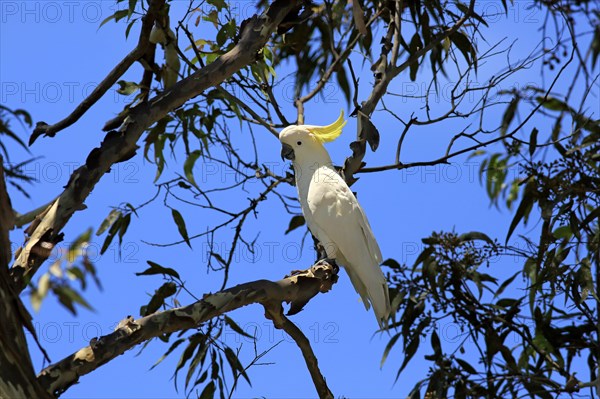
344,261,391,329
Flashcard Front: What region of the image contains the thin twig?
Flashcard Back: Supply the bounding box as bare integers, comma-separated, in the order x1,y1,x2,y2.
29,0,165,144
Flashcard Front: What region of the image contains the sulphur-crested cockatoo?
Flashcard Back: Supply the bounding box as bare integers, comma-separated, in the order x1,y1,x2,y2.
279,111,391,328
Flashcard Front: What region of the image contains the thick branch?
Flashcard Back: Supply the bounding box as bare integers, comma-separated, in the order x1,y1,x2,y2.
10,0,302,292
0,159,52,399
29,0,164,145
37,261,337,397
264,303,334,399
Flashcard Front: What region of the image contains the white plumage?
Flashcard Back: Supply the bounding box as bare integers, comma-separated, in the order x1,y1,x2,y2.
279,111,391,328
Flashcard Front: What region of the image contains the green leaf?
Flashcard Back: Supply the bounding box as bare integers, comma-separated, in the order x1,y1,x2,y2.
552,225,572,240
150,338,186,370
381,332,401,368
216,24,229,47
96,209,121,236
185,338,208,389
118,213,131,244
529,127,538,156
136,260,180,279
144,282,177,315
153,134,166,183
125,19,137,39
450,31,476,70
496,298,520,308
68,228,92,253
591,26,600,69
208,0,227,11
358,111,380,151
224,315,254,339
456,2,488,27
54,286,94,315
99,9,129,28
494,271,520,298
581,206,600,228
171,209,191,247
284,215,305,234
536,96,571,112
575,259,593,303
397,334,420,377
456,358,477,374
336,65,351,106
458,231,494,245
224,347,251,385
431,330,441,355
501,96,519,135
127,0,137,16
413,247,433,268
199,381,215,399
174,337,201,383
183,150,202,190
408,33,423,81
100,214,122,254
505,184,535,244
381,258,402,270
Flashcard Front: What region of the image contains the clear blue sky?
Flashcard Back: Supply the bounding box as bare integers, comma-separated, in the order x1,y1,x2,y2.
1,1,595,398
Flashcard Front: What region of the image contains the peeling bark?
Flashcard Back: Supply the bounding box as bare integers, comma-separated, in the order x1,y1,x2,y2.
37,261,337,397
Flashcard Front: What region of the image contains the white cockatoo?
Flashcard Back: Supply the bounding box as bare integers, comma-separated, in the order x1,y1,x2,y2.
279,111,391,328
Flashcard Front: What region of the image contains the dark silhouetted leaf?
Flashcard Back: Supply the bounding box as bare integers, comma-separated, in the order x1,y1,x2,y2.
357,111,380,151
529,127,538,156
285,215,305,234
224,347,251,385
458,231,494,245
381,332,401,368
96,209,121,236
501,97,519,135
150,338,186,370
224,315,254,339
144,282,177,315
506,184,535,244
199,381,215,399
136,260,180,279
171,209,191,247
456,358,477,374
184,150,202,190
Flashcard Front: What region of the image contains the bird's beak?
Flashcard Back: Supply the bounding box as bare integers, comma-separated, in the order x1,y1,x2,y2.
281,143,295,161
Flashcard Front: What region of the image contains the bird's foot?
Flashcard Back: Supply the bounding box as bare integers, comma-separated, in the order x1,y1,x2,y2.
317,257,339,274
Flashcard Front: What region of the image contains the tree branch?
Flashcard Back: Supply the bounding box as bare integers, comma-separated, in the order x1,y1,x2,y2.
29,0,164,145
0,158,52,399
37,261,338,397
294,11,382,124
361,0,475,117
264,302,334,399
10,0,303,292
338,0,476,184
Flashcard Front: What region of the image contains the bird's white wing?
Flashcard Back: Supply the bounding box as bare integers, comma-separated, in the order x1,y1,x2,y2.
304,166,390,326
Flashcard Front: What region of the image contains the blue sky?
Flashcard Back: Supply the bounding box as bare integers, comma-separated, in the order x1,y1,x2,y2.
1,1,597,398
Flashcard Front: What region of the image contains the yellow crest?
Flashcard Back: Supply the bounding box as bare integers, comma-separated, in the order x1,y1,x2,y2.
307,110,347,143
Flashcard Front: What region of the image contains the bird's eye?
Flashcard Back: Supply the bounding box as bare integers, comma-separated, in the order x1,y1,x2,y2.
297,141,302,146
